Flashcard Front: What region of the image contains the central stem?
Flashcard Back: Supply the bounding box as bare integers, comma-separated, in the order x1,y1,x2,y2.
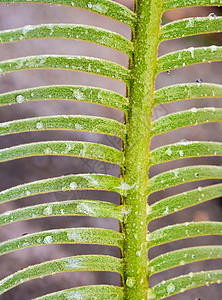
122,1,162,299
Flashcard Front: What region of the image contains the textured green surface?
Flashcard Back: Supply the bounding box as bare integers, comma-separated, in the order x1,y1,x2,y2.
149,246,222,274
147,222,222,248
0,115,126,140
147,165,222,193
149,270,222,300
151,108,222,136
163,0,222,11
0,55,130,84
0,85,128,112
0,24,133,57
160,17,222,41
148,183,222,220
0,228,123,256
0,141,124,167
0,174,127,204
0,255,123,294
150,141,222,165
156,46,222,74
0,200,124,226
35,285,124,300
0,0,135,27
154,83,222,106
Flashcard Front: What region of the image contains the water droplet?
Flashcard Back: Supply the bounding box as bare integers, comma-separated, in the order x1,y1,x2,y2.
43,236,52,244
70,182,77,190
208,12,217,19
16,95,25,103
126,277,135,288
196,78,203,84
167,283,175,294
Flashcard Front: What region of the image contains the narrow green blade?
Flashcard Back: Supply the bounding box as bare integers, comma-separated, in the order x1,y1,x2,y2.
160,17,222,42
0,200,124,226
163,0,222,11
35,285,124,299
0,115,126,141
154,83,222,106
0,228,123,256
148,183,222,221
151,108,222,137
148,270,222,300
156,46,222,74
0,0,135,27
150,141,222,166
147,222,222,248
0,174,127,205
0,24,133,57
0,55,130,84
0,141,124,167
0,85,128,112
0,255,123,295
147,165,222,194
149,246,222,275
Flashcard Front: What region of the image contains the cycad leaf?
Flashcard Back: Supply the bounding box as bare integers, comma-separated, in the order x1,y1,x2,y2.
147,165,222,194
147,183,222,221
149,246,222,275
0,115,126,140
0,200,124,226
154,83,222,106
0,24,133,57
0,141,124,167
0,255,123,294
163,0,222,11
0,0,135,27
148,270,222,300
0,174,126,205
159,17,222,41
147,222,222,248
156,46,222,74
0,228,123,256
35,285,124,300
150,141,222,166
0,85,128,112
0,55,130,83
151,108,222,137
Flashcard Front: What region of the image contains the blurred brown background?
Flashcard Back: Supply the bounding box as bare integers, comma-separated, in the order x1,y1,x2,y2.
0,1,221,299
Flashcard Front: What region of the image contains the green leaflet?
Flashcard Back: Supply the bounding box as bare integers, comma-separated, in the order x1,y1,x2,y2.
147,183,222,221
35,285,124,300
0,228,123,256
0,0,135,27
0,55,130,84
147,165,222,194
148,270,222,300
0,174,127,205
0,115,126,141
0,255,123,294
163,0,222,11
0,24,133,57
0,200,124,226
0,141,124,167
147,222,222,248
149,141,222,166
149,246,222,274
153,83,222,106
0,85,128,112
151,108,222,137
159,17,222,41
156,46,222,74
